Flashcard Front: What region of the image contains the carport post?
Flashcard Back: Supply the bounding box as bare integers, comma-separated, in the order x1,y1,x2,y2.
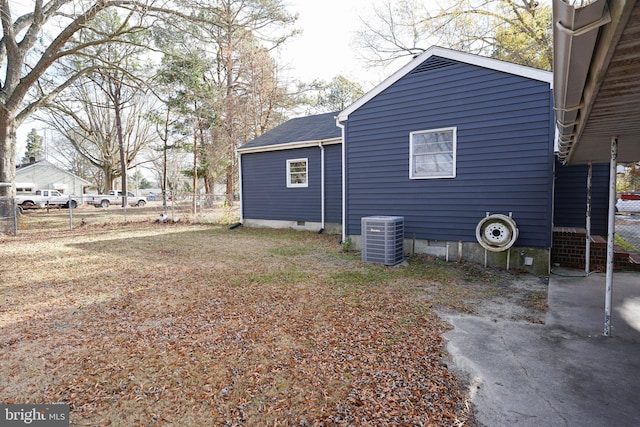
604,137,617,337
586,162,592,274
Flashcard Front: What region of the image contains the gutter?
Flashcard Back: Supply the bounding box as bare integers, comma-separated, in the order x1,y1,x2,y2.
237,137,341,155
552,0,610,163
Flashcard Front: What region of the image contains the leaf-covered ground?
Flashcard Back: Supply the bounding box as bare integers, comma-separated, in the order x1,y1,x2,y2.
0,221,541,425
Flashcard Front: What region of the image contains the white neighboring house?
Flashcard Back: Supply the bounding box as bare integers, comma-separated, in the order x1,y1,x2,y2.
15,160,91,197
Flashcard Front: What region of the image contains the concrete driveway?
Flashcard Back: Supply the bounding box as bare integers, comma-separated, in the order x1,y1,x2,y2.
443,269,640,426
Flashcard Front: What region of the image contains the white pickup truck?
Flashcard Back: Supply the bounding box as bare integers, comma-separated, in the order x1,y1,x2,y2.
16,189,80,210
85,190,147,208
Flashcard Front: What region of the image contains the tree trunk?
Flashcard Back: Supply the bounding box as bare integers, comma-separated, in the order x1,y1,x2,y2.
0,110,18,197
226,162,234,206
104,166,116,192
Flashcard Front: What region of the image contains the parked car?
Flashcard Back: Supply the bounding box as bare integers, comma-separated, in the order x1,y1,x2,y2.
617,193,640,213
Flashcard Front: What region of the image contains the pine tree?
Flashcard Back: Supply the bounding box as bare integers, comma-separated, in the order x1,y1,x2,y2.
21,129,43,164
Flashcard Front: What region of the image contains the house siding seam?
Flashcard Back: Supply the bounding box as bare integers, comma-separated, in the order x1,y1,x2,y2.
344,60,554,248
241,144,342,224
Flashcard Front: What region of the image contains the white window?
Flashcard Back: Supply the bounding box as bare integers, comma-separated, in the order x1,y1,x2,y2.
409,127,457,179
286,158,308,188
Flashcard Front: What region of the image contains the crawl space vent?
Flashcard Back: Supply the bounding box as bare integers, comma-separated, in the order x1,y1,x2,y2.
361,216,404,265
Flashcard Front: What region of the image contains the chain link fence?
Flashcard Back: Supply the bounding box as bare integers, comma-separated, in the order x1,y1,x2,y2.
0,197,18,234
5,190,639,258
2,194,240,234
616,193,640,257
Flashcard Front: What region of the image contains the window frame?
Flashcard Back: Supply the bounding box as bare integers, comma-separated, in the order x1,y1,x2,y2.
286,158,309,188
409,126,457,179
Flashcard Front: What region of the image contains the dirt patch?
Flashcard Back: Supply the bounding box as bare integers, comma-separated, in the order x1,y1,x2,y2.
418,262,549,324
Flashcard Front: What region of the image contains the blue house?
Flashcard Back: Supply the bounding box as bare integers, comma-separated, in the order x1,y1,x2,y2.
237,46,610,274
237,112,343,233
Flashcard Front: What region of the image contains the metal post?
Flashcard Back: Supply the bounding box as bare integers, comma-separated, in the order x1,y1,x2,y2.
604,137,617,337
12,198,18,234
586,162,592,274
69,194,73,231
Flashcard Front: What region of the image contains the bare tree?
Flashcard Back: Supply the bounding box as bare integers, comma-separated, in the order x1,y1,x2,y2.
152,0,298,206
313,75,365,113
356,0,552,71
206,0,297,203
0,0,212,197
42,82,158,192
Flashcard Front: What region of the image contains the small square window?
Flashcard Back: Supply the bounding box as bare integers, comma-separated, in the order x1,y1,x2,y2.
287,158,308,188
409,127,456,179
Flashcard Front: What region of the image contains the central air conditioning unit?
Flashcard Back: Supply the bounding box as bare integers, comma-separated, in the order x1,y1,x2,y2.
361,216,404,265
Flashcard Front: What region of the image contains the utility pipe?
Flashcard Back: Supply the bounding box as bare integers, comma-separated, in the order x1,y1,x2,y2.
336,119,346,243
319,142,325,232
236,150,244,224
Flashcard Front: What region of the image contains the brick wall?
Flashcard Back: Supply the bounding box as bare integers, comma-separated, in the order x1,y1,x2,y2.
552,227,640,272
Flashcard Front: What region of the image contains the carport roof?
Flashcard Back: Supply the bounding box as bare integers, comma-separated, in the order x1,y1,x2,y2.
553,0,640,165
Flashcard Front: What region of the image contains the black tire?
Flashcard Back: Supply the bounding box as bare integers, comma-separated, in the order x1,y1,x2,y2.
100,199,110,208
70,200,78,209
136,200,146,207
22,201,35,207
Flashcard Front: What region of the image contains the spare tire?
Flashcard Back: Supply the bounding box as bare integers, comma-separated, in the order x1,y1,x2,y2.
475,214,519,252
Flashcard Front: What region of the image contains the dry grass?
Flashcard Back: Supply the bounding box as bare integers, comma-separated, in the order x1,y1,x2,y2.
0,214,542,426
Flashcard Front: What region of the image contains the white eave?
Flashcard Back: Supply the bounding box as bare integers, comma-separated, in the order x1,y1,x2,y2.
236,137,341,154
553,0,640,165
337,45,552,122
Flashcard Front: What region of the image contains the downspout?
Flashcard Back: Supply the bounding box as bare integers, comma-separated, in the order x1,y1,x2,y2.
336,119,346,243
237,150,244,225
319,142,325,233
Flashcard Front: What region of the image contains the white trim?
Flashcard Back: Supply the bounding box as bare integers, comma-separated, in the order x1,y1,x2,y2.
409,127,457,179
286,158,308,188
237,137,341,154
337,46,552,122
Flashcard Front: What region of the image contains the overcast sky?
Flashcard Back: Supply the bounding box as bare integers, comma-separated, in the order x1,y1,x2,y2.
279,0,391,89
17,0,396,160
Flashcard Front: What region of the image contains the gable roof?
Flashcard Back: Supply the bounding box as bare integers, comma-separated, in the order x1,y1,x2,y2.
337,45,552,122
237,111,341,154
16,160,91,185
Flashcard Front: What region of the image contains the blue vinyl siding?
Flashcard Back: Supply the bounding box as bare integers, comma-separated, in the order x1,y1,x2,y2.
324,144,342,223
344,60,554,248
241,144,342,224
554,161,610,236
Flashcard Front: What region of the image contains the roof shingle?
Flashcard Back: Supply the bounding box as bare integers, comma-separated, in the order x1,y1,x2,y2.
239,111,340,151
